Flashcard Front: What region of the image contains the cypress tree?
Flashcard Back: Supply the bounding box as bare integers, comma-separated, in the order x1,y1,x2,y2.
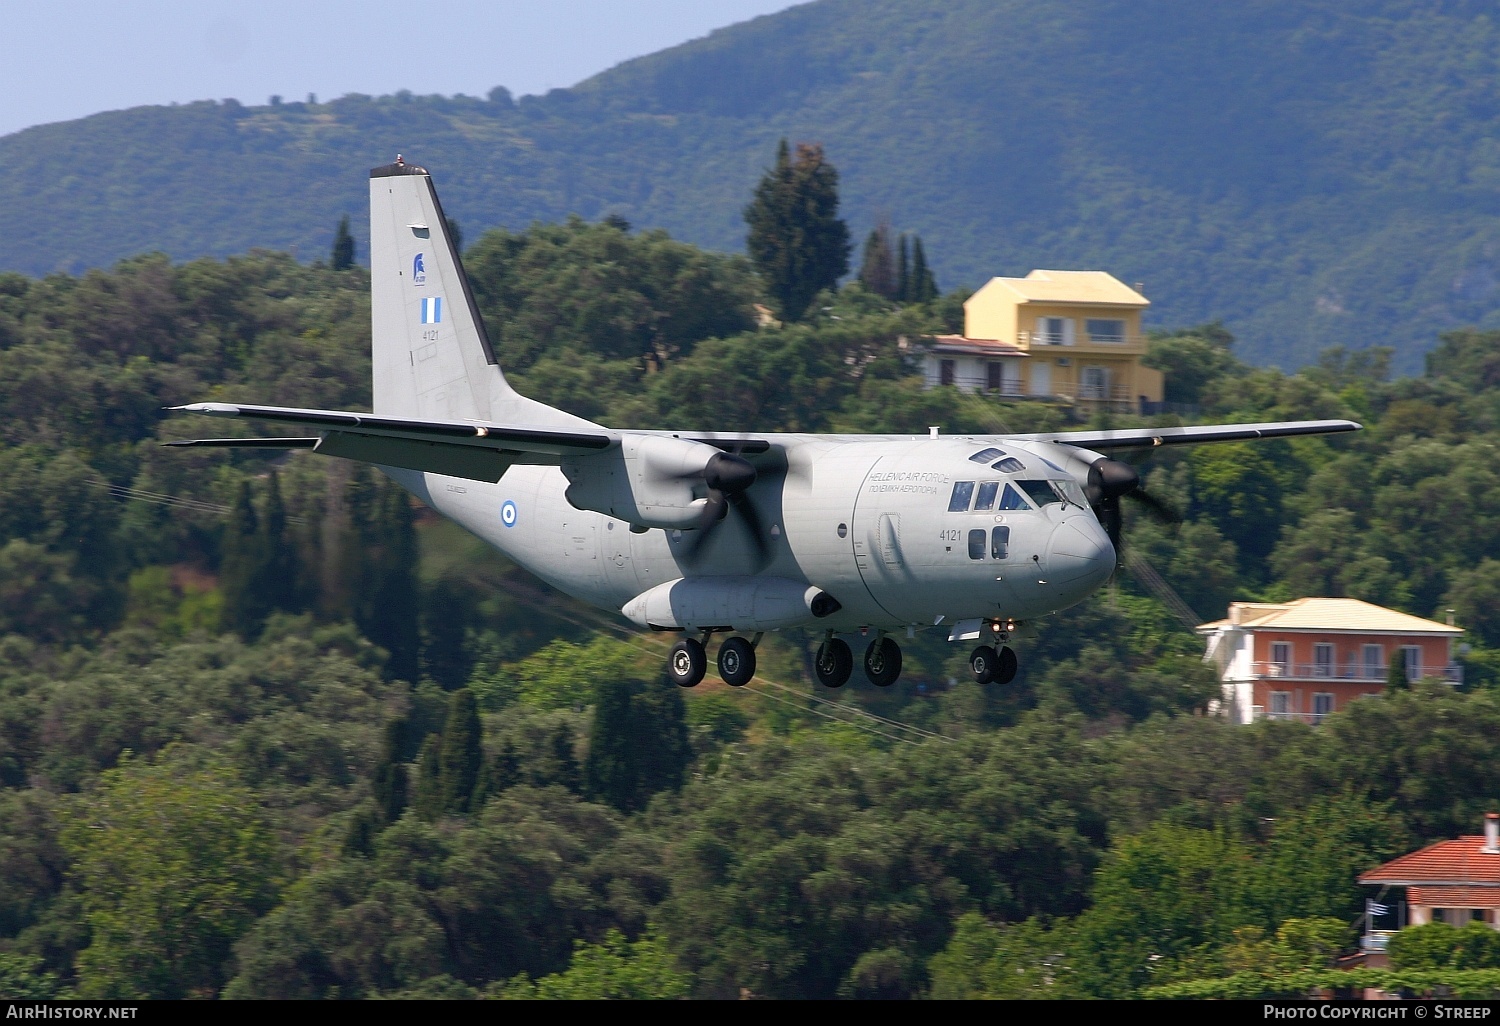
252,471,300,618
359,483,421,683
421,575,473,690
437,689,483,816
331,215,355,271
1387,650,1410,691
584,677,690,813
220,479,264,637
371,718,409,824
897,233,911,303
585,678,640,811
548,723,582,795
744,139,850,321
910,236,938,303
412,733,442,821
858,222,897,299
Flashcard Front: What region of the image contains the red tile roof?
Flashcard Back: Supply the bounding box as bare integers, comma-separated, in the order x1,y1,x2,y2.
1409,886,1500,907
1360,837,1500,886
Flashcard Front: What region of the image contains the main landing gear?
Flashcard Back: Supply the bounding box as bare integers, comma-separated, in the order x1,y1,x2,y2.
969,644,1018,685
814,633,903,689
668,633,762,688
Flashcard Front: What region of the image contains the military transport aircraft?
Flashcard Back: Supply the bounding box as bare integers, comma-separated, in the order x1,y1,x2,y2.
171,160,1359,690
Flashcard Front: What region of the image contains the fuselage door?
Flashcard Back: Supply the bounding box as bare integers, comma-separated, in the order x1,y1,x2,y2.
879,513,902,565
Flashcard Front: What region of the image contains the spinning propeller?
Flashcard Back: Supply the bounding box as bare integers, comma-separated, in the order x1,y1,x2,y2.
1084,456,1180,554
675,445,774,570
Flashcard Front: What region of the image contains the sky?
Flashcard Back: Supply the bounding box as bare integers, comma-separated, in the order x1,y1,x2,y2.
1,1,804,139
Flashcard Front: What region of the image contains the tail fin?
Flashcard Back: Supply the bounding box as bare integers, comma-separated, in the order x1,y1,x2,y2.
368,160,594,429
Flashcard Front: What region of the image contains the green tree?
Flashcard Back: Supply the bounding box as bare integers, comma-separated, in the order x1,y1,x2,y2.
218,479,264,638
584,675,690,813
858,221,897,299
907,235,937,303
744,139,850,321
358,484,421,683
412,734,442,821
421,574,474,690
330,215,355,271
371,718,409,825
496,928,690,999
438,689,484,815
59,751,279,998
1387,649,1410,691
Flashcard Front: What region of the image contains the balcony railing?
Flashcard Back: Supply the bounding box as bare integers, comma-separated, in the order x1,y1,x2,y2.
935,373,1027,396
1019,331,1147,348
1252,661,1463,685
1251,707,1336,725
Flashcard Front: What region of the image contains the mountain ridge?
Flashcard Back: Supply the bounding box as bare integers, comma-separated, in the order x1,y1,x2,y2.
4,0,1500,371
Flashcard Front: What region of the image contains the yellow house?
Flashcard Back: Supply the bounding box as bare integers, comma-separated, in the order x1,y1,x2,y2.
922,270,1165,411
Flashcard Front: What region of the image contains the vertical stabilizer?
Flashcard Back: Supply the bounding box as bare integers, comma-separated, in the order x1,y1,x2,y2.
368,160,594,429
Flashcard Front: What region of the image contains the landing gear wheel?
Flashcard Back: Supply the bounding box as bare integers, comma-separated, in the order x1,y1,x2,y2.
668,638,707,688
864,637,903,688
970,645,998,685
996,645,1018,686
814,638,853,689
718,636,756,687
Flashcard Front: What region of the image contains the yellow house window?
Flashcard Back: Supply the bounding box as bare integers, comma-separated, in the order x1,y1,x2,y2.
1085,318,1127,343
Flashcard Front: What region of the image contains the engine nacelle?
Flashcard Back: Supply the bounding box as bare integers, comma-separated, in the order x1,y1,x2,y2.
621,576,842,631
560,435,719,529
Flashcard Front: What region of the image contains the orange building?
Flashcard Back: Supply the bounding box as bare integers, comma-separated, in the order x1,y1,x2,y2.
1358,813,1500,960
1197,598,1463,725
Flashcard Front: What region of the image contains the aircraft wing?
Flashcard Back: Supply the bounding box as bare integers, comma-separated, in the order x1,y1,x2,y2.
1011,419,1362,450
168,402,614,483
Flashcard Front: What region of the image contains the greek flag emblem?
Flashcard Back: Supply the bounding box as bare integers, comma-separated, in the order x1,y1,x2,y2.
420,297,442,324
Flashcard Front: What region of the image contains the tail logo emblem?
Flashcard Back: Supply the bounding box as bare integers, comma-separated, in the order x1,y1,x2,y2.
420,297,442,324
412,253,426,286
501,501,518,527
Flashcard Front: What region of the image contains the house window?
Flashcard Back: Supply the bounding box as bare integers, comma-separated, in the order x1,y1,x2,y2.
1269,691,1291,720
1085,318,1127,343
1271,642,1291,676
1313,693,1334,724
987,362,1003,391
940,359,955,386
1080,366,1108,399
1362,644,1384,679
1403,646,1422,681
1037,317,1070,345
1314,643,1334,678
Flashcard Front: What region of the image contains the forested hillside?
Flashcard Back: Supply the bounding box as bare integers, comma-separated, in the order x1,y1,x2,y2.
6,0,1500,370
2,210,1500,997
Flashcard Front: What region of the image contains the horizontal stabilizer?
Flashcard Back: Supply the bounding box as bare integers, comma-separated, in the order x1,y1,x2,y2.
172,402,614,455
164,437,319,449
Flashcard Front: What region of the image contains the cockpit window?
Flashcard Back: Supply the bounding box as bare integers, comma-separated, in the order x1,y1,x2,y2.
1053,478,1088,507
1018,479,1064,507
997,483,1030,510
992,457,1026,473
948,480,975,512
969,447,1005,463
974,480,999,511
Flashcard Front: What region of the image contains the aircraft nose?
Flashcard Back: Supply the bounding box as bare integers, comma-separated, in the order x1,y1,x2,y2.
1046,518,1116,591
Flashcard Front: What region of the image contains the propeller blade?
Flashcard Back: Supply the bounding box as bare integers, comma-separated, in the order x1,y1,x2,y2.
1128,488,1181,525
728,490,772,571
